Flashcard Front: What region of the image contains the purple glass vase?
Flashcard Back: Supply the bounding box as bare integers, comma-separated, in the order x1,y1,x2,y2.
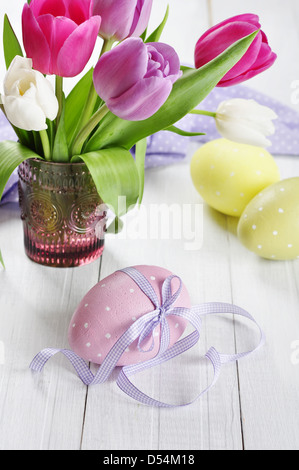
18,159,106,267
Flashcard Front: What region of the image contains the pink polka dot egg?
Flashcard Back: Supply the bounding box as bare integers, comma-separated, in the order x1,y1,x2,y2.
68,266,190,366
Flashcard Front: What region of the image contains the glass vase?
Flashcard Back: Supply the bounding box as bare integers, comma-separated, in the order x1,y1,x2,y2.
18,159,106,268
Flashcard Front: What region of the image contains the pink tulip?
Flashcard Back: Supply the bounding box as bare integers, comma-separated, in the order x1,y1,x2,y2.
93,0,153,41
22,0,102,77
194,14,277,87
93,37,182,121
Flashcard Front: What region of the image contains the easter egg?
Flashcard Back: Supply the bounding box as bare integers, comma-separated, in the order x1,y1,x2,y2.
68,265,190,366
190,138,280,216
237,177,299,260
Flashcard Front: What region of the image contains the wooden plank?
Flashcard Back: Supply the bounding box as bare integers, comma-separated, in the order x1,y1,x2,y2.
210,0,299,449
0,204,101,450
227,166,299,449
81,150,243,450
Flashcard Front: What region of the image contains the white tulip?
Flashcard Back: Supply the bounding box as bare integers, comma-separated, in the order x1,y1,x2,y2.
215,98,278,148
0,56,58,132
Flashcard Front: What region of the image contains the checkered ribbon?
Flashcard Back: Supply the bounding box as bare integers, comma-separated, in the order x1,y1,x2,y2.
30,267,265,407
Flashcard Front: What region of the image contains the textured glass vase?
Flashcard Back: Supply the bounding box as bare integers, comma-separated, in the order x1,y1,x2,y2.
18,159,106,267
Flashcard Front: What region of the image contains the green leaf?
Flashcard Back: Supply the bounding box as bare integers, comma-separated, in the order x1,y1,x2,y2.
140,28,147,42
135,138,147,204
85,30,259,152
64,68,94,144
46,118,55,153
72,147,139,216
0,140,42,201
106,216,124,234
165,125,205,137
3,14,23,69
180,65,194,75
13,127,34,149
146,5,169,43
52,94,69,162
0,249,5,269
32,131,43,157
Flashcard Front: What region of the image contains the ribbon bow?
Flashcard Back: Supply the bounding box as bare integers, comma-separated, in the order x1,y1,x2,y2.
129,269,183,355
30,267,265,408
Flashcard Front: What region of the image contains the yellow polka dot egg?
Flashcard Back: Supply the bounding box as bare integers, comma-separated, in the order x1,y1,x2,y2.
190,139,280,216
237,178,299,260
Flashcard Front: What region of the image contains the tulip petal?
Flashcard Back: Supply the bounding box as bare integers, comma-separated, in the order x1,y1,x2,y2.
194,13,276,87
250,43,277,71
35,72,59,120
217,99,277,122
67,0,92,24
30,0,67,17
2,55,58,131
93,0,138,40
216,118,272,147
23,1,101,77
199,14,261,42
221,33,262,81
146,42,182,83
22,4,51,75
37,14,77,74
4,95,47,131
195,22,261,76
215,98,277,147
93,38,148,101
3,56,33,95
56,16,101,77
129,0,153,37
30,0,91,24
106,76,172,121
218,49,277,87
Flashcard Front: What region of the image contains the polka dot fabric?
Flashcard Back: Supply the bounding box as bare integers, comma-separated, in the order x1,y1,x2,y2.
68,266,190,366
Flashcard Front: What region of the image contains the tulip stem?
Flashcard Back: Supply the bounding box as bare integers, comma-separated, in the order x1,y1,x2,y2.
190,109,217,118
100,38,115,55
70,39,114,148
71,104,110,156
55,75,64,127
39,130,51,161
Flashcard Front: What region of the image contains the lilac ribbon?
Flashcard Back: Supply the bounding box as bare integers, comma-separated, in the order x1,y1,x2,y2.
30,267,265,408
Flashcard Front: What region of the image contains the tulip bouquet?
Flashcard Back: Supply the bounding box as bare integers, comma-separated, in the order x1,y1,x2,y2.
0,1,276,223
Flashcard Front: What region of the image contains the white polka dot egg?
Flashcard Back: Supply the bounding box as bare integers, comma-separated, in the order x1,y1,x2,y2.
237,177,299,260
68,265,190,366
190,139,280,216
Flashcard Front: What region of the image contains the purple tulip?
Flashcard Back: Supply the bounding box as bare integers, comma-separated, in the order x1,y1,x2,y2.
22,0,102,77
194,14,277,87
93,37,182,121
93,0,153,41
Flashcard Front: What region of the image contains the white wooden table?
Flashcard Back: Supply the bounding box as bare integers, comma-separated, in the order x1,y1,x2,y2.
1,0,299,451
